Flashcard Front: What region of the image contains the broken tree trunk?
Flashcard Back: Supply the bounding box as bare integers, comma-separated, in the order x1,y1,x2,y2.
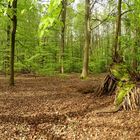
96,74,117,96
97,62,140,111
115,81,140,110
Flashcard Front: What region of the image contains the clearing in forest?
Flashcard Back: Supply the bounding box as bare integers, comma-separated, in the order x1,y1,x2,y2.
0,74,139,140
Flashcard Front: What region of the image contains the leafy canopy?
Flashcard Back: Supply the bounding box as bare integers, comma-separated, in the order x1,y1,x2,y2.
39,0,62,37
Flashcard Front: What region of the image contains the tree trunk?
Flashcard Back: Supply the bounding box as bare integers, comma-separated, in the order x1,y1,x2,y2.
113,0,122,62
81,0,90,78
4,2,11,76
97,0,140,111
97,0,122,96
132,45,137,71
60,0,67,74
10,0,17,86
132,28,140,71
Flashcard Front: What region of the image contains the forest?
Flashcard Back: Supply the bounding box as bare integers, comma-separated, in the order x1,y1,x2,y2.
0,0,140,139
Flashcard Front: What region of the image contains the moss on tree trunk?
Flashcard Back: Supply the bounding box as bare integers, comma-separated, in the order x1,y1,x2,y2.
98,62,140,111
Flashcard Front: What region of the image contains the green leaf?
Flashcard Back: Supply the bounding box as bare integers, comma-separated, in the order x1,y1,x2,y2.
21,9,26,15
39,0,62,37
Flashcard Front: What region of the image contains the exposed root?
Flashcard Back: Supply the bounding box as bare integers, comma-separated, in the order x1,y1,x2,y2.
96,107,120,114
96,85,140,113
121,86,140,110
97,62,140,111
96,101,123,114
96,74,117,96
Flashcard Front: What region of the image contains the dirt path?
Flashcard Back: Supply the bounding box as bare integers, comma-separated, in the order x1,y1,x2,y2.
0,74,139,140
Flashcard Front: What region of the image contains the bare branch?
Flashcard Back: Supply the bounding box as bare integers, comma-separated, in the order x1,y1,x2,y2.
91,8,115,30
121,9,134,16
90,0,97,11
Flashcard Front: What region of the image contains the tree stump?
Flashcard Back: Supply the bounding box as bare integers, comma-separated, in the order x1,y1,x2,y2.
119,86,140,110
97,63,140,111
96,74,117,96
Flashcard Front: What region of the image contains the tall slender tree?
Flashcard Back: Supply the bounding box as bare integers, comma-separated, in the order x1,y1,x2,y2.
60,0,67,74
81,0,90,78
4,2,11,76
113,0,122,62
97,0,122,96
10,0,17,86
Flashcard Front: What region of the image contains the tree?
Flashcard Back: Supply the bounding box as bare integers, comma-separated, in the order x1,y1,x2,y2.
9,0,17,86
113,0,122,62
97,0,122,96
60,0,67,74
0,0,140,90
4,2,11,76
97,0,140,112
81,0,90,78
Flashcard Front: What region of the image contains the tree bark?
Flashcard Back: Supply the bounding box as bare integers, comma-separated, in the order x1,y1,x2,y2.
4,2,11,76
81,0,90,78
132,28,140,71
60,0,67,74
97,0,122,96
113,0,122,62
10,0,17,86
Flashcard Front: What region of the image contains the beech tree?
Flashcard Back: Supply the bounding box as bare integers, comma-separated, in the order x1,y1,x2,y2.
81,0,90,78
0,0,140,104
113,0,122,62
60,0,67,74
97,0,140,112
10,0,17,86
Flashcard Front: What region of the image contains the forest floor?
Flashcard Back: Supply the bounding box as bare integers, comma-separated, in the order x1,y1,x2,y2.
0,73,139,140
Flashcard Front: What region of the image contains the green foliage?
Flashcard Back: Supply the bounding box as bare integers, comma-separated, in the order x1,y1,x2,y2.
39,0,62,37
0,0,140,77
115,82,135,106
110,63,130,81
110,63,135,107
89,60,107,73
